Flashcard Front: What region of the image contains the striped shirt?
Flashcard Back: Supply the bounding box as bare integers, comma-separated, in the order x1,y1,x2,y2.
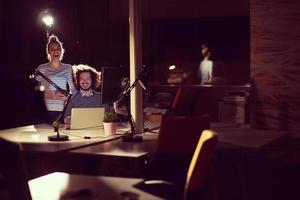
36,63,75,111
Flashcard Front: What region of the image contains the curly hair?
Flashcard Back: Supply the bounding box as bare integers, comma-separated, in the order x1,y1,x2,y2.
72,64,101,90
46,35,65,61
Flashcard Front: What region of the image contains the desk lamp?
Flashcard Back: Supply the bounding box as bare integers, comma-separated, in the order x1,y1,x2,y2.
30,70,71,141
40,9,54,38
118,67,147,142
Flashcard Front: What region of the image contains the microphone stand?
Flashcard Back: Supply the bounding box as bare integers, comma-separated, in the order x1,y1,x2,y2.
49,93,72,141
32,70,71,141
118,70,146,142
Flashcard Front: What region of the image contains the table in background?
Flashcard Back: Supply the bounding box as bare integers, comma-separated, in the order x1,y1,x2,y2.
147,84,250,121
210,122,295,200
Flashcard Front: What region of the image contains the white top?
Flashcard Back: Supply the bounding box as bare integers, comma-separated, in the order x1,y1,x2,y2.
198,59,213,84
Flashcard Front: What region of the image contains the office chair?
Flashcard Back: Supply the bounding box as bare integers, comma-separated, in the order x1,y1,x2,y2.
184,130,218,200
169,87,198,116
143,115,211,197
136,129,218,200
0,138,31,200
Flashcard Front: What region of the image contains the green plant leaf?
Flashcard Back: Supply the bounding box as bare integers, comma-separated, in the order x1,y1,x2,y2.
103,110,118,122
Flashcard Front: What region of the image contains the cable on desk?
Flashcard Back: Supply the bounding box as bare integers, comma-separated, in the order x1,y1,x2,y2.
59,130,86,139
67,125,104,130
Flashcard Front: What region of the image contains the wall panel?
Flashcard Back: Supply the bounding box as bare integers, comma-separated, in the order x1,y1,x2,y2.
250,0,300,132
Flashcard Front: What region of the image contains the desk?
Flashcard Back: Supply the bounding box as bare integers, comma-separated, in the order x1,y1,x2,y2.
70,133,158,177
0,123,130,178
211,122,286,150
4,121,295,199
0,123,129,153
148,84,250,121
29,172,163,200
210,122,293,200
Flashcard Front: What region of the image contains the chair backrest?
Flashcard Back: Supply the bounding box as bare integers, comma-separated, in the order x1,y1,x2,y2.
170,87,198,116
156,115,210,154
146,115,210,189
0,138,31,200
184,130,218,199
171,87,183,109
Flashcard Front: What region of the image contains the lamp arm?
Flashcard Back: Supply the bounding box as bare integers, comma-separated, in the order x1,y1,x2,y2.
35,70,69,97
52,93,72,132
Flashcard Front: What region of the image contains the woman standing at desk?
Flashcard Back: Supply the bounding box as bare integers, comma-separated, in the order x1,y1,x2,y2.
35,35,75,122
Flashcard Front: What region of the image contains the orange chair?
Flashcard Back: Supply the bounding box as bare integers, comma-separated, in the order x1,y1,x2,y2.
184,130,218,200
144,115,211,196
156,115,210,154
136,128,218,200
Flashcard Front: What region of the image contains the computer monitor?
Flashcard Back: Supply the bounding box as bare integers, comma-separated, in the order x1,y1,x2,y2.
100,67,128,105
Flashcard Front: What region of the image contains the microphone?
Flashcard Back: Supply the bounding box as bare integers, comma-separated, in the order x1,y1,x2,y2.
29,74,35,79
29,70,45,91
33,84,45,92
29,69,39,79
138,80,146,90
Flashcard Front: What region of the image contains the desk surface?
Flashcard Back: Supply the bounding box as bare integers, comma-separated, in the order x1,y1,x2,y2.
0,123,129,153
29,172,163,200
70,133,158,158
211,122,287,149
0,121,287,153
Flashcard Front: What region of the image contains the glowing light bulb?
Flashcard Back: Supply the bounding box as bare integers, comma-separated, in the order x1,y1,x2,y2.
169,65,176,70
42,15,54,27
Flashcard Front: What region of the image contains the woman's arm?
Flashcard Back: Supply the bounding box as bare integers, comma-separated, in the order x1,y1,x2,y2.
67,66,76,94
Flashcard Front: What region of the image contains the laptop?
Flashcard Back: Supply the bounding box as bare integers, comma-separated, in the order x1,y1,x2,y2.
70,107,105,130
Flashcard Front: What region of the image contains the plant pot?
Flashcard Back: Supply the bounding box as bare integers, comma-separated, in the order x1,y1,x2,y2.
103,122,117,136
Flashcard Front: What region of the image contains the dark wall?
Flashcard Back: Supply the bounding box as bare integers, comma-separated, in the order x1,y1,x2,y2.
0,0,249,129
142,17,250,84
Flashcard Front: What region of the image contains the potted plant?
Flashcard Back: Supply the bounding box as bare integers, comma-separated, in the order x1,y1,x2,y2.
103,109,118,136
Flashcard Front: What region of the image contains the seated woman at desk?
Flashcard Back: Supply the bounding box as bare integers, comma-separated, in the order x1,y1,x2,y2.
64,64,108,127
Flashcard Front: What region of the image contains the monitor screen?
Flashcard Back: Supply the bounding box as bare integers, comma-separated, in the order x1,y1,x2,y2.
100,67,128,104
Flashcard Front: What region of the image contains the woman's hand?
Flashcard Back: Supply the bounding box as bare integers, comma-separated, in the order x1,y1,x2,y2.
44,90,67,100
55,90,67,100
64,116,71,129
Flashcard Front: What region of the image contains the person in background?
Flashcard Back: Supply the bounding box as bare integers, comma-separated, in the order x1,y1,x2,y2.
64,64,108,127
198,44,213,85
35,35,75,122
